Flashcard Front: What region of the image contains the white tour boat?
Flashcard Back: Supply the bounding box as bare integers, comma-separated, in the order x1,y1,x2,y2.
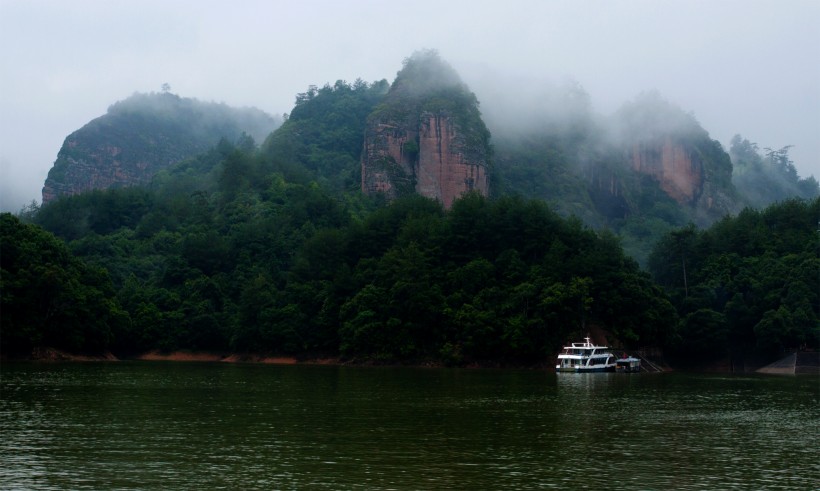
555,337,616,372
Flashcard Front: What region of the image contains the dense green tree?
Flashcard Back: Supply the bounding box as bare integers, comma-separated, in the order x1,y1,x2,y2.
730,134,819,208
649,197,820,363
262,79,388,191
1,214,126,355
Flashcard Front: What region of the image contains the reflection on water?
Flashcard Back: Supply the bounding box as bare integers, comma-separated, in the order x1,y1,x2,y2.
1,363,817,489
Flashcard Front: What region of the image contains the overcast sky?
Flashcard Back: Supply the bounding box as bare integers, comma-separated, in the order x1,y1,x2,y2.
1,0,818,212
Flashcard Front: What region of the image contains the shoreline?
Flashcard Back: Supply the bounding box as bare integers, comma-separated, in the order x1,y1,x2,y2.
4,347,534,369
136,350,340,365
4,347,817,374
1,347,331,365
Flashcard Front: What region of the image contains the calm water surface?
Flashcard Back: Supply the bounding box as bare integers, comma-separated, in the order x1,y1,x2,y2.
1,362,817,489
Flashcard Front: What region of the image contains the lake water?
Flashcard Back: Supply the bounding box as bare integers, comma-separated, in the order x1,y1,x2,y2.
1,362,817,490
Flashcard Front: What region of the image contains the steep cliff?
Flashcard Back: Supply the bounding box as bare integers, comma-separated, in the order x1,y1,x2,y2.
613,92,736,222
42,92,279,204
361,51,491,208
630,137,704,205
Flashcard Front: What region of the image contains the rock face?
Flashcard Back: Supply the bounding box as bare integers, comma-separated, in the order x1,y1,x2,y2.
626,134,737,223
42,140,176,204
361,51,491,209
42,92,279,204
362,112,489,209
630,137,704,205
608,91,737,223
361,121,417,199
416,113,489,208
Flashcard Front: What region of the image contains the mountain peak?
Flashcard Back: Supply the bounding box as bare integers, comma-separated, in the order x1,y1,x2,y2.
42,92,279,204
362,51,492,208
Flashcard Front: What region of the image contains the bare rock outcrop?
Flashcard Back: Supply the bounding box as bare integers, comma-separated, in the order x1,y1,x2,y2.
361,50,491,209
42,92,278,204
416,113,488,209
630,137,704,205
362,112,489,209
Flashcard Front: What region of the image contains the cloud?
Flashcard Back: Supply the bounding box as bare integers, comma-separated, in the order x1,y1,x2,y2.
1,0,818,212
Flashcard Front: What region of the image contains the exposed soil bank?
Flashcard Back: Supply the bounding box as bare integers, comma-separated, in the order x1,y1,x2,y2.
135,351,341,365
2,347,333,365
23,347,118,362
137,351,228,362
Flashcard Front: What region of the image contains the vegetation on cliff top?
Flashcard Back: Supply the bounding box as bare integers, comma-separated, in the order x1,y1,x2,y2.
44,92,280,201
261,79,388,193
369,50,492,159
730,135,819,209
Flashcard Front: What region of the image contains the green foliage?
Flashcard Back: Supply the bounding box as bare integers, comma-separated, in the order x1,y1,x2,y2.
45,92,280,200
0,213,126,355
262,79,388,191
730,135,819,208
649,197,820,362
35,188,153,241
490,89,752,267
19,57,818,368
23,137,679,363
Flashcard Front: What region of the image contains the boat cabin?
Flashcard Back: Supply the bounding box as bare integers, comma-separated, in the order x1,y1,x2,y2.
555,337,616,372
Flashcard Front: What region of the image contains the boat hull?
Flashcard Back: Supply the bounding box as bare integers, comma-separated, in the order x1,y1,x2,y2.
555,365,616,373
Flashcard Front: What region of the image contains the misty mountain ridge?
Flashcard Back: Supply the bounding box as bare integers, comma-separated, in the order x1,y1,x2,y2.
15,51,818,365
465,74,816,260
38,51,818,263
42,91,281,204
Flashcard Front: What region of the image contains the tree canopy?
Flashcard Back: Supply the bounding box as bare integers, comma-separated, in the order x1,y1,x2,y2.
649,197,820,364
8,137,680,364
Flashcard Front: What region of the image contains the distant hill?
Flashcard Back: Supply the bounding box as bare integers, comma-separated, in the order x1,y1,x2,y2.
19,51,818,364
42,92,280,204
488,90,741,263
40,56,817,265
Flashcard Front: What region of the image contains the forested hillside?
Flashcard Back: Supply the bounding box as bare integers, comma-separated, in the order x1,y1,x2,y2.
8,131,677,362
4,52,818,367
490,91,743,265
11,131,816,365
262,79,388,193
649,198,820,365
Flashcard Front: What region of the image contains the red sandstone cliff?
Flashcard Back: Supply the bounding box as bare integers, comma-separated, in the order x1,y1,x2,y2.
42,141,153,203
416,113,488,209
362,111,489,208
360,50,491,208
361,121,418,200
42,92,278,204
630,137,704,205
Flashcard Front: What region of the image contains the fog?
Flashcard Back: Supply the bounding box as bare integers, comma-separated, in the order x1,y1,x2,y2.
1,0,818,212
